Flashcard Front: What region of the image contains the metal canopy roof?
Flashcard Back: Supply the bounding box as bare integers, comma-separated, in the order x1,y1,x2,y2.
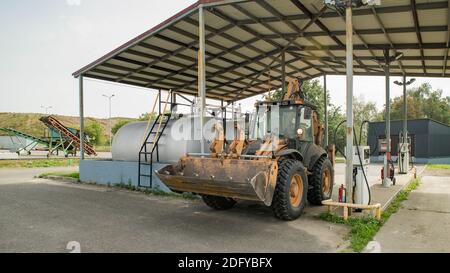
73,0,450,102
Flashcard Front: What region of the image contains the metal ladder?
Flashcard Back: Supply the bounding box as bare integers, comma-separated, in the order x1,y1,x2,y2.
138,91,172,188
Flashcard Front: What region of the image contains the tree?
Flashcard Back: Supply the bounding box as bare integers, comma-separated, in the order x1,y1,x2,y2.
138,112,158,121
385,83,450,125
112,120,132,135
84,120,105,146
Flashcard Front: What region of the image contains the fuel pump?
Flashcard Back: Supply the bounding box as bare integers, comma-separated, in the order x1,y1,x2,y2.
398,132,410,174
335,120,372,206
379,138,396,185
352,146,371,205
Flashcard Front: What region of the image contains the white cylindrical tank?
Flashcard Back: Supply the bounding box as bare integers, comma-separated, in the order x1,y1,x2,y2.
112,115,216,163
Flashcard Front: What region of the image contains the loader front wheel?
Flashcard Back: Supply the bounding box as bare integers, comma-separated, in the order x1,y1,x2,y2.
271,159,308,221
201,195,237,210
308,157,334,205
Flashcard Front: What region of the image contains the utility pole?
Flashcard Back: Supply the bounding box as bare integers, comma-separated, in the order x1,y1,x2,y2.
41,105,53,137
102,94,115,151
394,76,415,174
41,105,53,115
394,77,416,144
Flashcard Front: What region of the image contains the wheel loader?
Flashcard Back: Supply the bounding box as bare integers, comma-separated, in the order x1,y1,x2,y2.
156,79,335,220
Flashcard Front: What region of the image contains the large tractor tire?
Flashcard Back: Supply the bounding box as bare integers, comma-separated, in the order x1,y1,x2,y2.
271,159,308,221
308,157,334,205
201,195,237,210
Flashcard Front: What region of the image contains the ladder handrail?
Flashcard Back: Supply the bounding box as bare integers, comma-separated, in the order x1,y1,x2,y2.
138,90,173,189
140,92,160,146
151,91,171,153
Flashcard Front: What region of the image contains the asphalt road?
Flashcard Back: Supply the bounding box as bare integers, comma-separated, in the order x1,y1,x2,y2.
0,167,348,253
375,169,450,253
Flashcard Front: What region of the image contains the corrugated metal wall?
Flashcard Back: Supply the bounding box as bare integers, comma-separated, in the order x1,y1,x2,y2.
368,119,450,158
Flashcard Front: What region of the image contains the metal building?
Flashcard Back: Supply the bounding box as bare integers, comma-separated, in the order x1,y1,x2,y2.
369,119,450,164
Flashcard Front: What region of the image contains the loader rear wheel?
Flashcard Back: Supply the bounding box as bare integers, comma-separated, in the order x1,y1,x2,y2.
308,157,334,205
201,195,236,210
271,159,308,221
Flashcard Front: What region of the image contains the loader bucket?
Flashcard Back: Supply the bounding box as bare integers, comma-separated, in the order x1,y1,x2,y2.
156,157,278,206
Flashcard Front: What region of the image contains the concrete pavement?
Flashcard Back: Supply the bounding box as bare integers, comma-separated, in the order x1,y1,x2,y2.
375,169,450,253
0,166,349,253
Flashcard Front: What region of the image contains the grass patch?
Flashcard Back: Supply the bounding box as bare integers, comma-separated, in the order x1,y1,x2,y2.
94,146,111,152
0,158,79,169
38,172,80,180
320,179,421,252
427,164,450,170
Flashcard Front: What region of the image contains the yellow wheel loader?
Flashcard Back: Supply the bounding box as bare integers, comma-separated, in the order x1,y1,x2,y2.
156,79,335,220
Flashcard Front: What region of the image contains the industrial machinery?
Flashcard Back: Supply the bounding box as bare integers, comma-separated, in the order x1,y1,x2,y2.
0,128,49,155
40,116,97,157
156,79,335,221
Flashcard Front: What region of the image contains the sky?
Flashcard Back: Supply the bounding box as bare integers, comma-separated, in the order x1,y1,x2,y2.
0,0,449,119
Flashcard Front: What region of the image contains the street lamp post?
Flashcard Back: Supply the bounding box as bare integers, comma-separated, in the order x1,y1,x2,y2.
41,105,53,138
102,94,115,151
394,77,415,174
41,105,53,115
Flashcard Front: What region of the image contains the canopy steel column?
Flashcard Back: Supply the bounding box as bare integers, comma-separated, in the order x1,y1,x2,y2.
79,75,85,160
199,6,206,154
345,6,354,202
282,50,286,94
402,75,408,141
383,49,391,188
324,74,328,147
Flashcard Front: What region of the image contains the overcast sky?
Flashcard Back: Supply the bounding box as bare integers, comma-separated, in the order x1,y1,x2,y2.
1,0,449,119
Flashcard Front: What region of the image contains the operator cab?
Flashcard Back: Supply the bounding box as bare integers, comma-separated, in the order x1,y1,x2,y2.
250,101,316,152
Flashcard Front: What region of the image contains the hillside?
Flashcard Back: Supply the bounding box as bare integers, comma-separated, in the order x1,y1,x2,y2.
0,112,136,140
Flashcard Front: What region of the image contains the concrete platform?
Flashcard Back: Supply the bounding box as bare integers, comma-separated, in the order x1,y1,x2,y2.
79,160,170,191
80,160,425,217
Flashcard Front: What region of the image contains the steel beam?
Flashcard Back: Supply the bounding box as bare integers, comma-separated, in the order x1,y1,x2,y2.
383,49,392,188
324,74,328,147
287,42,450,51
345,6,354,203
403,75,408,142
411,0,426,74
443,0,450,76
199,6,206,154
282,50,286,94
234,1,447,25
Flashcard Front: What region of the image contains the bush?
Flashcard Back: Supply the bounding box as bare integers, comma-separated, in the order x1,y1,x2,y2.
84,121,105,145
